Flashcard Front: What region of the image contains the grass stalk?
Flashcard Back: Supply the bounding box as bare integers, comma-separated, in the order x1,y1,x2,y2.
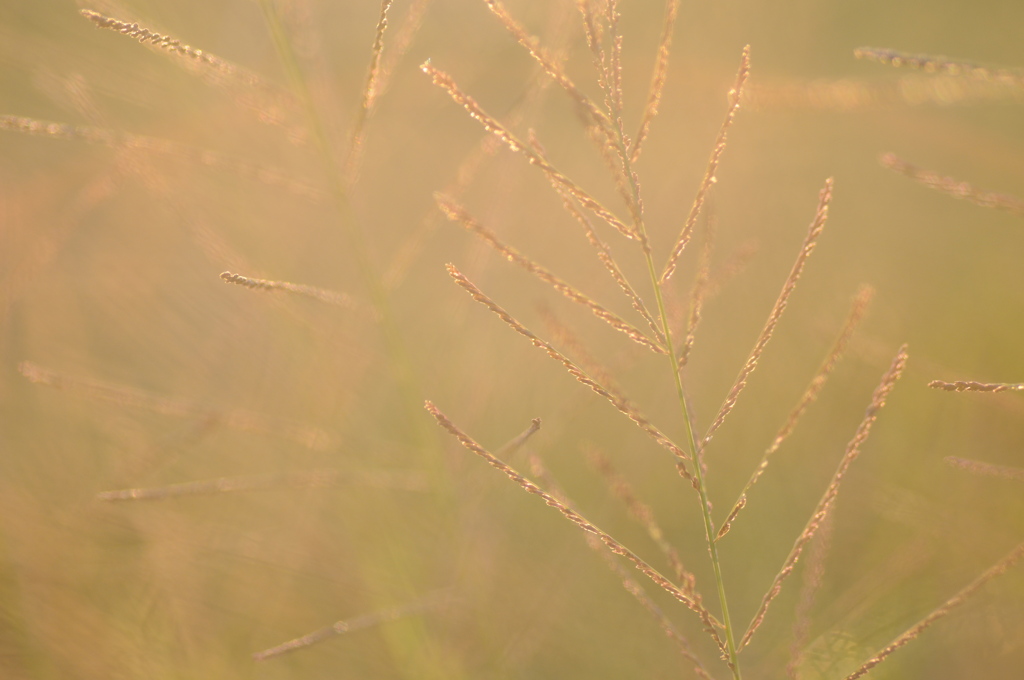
603,47,744,680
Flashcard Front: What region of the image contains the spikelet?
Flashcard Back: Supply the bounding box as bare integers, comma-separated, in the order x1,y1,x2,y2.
80,9,298,132
945,456,1024,482
97,469,429,502
444,265,694,475
81,10,271,88
421,62,635,239
344,0,394,184
716,285,873,540
425,403,717,623
576,0,608,92
739,345,909,651
603,0,625,123
702,179,834,452
854,47,1024,88
435,195,664,353
881,153,1024,215
678,208,716,369
661,46,750,283
929,379,1024,392
220,271,362,311
18,361,333,450
631,0,680,162
253,589,454,661
843,541,1024,680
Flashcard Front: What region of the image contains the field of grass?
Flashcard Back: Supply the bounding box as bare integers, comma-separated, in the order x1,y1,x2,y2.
1,1,1023,678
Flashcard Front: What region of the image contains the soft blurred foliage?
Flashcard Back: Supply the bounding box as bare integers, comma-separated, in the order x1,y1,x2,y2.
1,1,1022,679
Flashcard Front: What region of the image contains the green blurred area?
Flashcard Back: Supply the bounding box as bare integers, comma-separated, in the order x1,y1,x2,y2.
1,1,1022,679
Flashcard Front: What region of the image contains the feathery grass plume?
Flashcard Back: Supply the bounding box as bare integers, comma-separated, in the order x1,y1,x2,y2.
595,0,649,233
854,46,1024,87
481,0,614,138
929,379,1024,393
219,271,363,311
527,452,718,677
585,447,697,593
660,46,750,284
80,9,299,133
253,589,456,661
533,139,664,343
343,0,394,184
444,264,694,477
786,510,834,679
631,0,680,162
0,114,324,200
424,402,722,632
945,456,1024,482
80,9,283,95
18,361,333,450
701,179,834,451
843,540,1024,680
421,61,635,240
716,284,873,540
576,0,608,88
880,153,1024,215
96,468,429,501
739,344,909,651
435,195,665,353
678,207,717,369
561,4,635,214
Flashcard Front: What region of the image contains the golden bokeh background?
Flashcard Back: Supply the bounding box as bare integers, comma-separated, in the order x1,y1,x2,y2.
1,1,1022,679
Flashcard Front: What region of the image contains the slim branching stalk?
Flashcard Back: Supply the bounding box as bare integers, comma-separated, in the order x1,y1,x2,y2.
929,379,1024,393
701,179,833,451
661,47,750,284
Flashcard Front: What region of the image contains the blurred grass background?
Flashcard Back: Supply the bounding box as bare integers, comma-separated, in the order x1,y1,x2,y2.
1,1,1022,678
